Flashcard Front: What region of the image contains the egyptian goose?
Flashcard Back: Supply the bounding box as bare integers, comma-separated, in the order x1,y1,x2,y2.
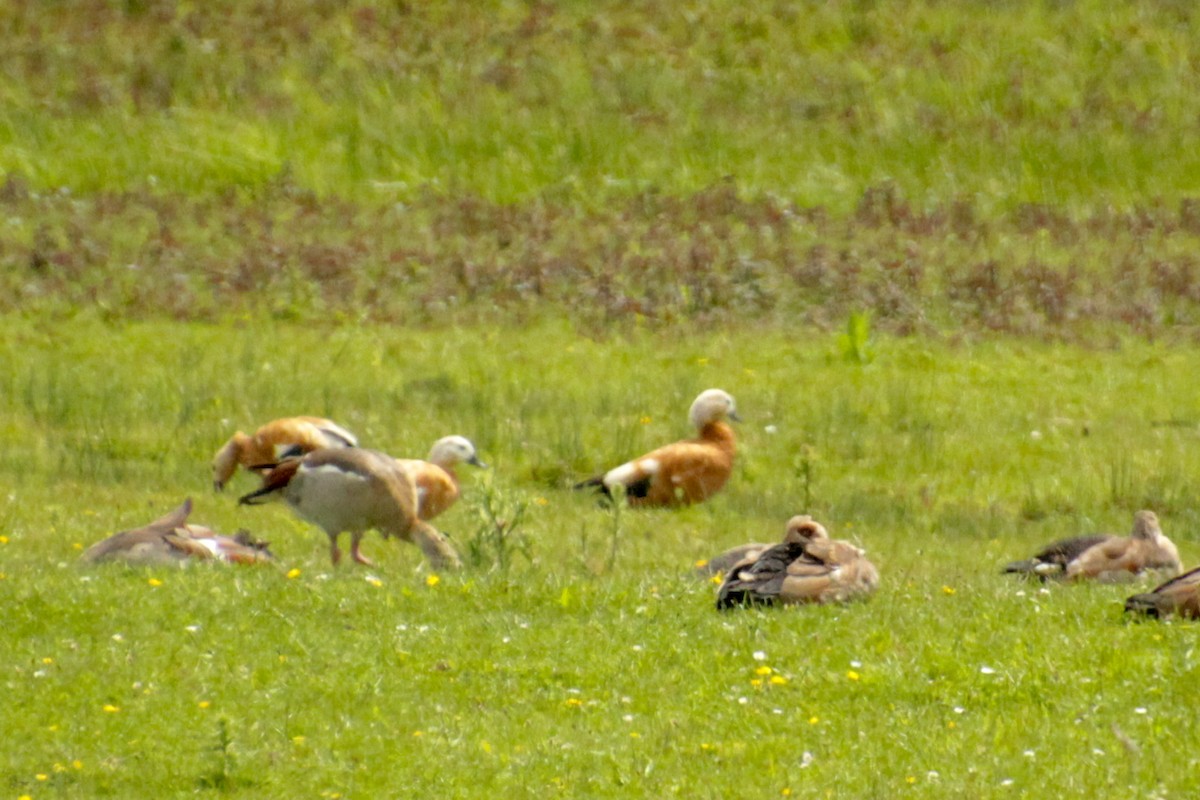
397,436,486,520
1125,566,1200,619
238,448,461,569
716,515,879,609
212,416,358,491
1003,510,1181,582
82,498,273,566
576,388,739,507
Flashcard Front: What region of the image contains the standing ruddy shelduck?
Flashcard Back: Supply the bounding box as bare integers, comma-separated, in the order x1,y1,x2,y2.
716,515,879,609
575,388,740,507
82,498,273,566
238,448,461,569
1002,510,1181,582
396,435,487,520
1126,566,1200,619
212,416,358,491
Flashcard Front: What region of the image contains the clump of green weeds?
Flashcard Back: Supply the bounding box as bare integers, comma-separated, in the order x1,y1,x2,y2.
462,472,533,574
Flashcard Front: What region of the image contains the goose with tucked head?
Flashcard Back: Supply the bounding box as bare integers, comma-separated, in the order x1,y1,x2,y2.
82,498,273,566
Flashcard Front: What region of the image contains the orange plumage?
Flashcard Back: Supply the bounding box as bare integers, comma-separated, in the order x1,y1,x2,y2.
212,416,358,491
577,389,739,507
396,436,486,520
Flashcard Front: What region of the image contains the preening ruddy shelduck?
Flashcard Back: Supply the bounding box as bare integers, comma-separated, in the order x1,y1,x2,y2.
576,388,739,507
212,416,358,491
238,447,461,570
716,515,879,609
1003,510,1181,582
82,498,273,566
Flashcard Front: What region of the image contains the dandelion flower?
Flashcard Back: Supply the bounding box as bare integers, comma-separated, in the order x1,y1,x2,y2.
0,535,8,544
42,657,53,665
770,675,788,686
750,679,764,688
906,776,916,785
102,704,120,713
846,670,861,681
36,773,48,781
148,578,163,587
286,568,301,579
942,585,956,595
755,665,773,676
426,574,440,588
809,716,820,725
72,760,83,770
198,701,211,709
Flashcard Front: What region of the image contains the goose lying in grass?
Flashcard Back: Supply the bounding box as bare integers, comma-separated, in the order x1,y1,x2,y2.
82,498,273,566
239,448,461,570
212,416,358,491
397,435,486,520
1002,510,1181,582
575,389,739,507
716,515,879,609
1125,566,1200,619
695,542,772,579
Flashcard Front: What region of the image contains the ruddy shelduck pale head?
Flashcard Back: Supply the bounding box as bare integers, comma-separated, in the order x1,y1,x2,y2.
689,389,740,429
428,435,487,469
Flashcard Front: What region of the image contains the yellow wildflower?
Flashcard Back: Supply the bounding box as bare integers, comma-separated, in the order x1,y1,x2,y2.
770,675,788,686
426,574,440,587
755,665,773,676
148,578,163,587
286,568,301,579
198,701,211,709
102,704,120,713
942,585,956,596
847,670,861,681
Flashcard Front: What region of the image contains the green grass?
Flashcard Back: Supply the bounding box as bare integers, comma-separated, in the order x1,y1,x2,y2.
3,1,1200,212
3,318,1200,798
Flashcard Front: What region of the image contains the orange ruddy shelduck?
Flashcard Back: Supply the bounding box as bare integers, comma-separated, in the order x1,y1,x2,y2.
1126,565,1200,619
577,388,739,507
238,448,461,570
1003,510,1181,582
212,416,358,491
716,515,879,609
82,498,273,566
396,435,486,520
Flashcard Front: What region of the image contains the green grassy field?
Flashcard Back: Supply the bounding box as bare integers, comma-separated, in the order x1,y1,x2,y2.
3,320,1200,798
5,1,1200,797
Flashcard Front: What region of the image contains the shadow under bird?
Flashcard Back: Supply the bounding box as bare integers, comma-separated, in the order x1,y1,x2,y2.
81,498,273,566
1125,565,1200,620
716,515,879,609
1002,510,1181,582
396,435,487,521
575,388,739,507
212,416,358,491
238,447,462,569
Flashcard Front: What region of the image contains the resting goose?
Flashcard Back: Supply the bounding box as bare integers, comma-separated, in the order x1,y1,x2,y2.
716,515,879,609
576,389,739,507
1125,566,1200,619
82,498,273,566
1003,510,1181,582
397,435,486,520
238,447,461,569
212,416,358,491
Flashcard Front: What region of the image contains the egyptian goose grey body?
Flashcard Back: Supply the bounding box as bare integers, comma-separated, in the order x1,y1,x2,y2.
1003,510,1181,582
238,448,461,569
212,416,358,491
396,436,486,520
82,498,273,566
1126,566,1200,619
716,515,878,609
576,389,739,507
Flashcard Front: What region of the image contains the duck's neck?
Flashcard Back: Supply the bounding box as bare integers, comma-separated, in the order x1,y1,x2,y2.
698,421,736,455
